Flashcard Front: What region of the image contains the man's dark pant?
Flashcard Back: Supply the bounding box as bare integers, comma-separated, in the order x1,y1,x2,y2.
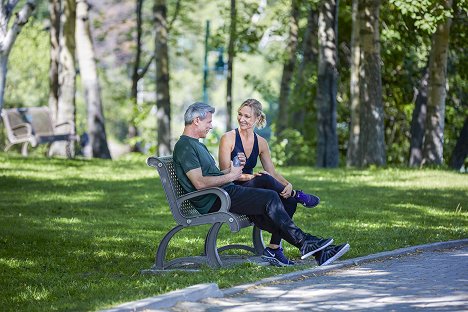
210,184,306,248
235,174,297,245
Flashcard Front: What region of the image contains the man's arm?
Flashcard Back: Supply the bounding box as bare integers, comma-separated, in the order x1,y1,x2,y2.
186,165,243,190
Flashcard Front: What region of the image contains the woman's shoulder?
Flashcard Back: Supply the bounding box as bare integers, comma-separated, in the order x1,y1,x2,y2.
220,130,236,143
256,133,268,144
256,134,269,150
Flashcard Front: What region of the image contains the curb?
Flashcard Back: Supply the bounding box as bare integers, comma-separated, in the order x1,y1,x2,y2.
102,239,468,311
100,283,222,312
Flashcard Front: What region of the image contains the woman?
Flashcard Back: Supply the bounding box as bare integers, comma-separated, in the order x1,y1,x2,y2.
218,98,321,266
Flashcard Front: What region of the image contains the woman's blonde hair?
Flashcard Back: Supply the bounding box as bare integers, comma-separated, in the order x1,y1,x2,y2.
239,99,267,129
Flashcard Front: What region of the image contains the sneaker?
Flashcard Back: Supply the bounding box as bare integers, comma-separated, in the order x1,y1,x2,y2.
261,247,295,267
300,236,333,260
315,243,350,266
294,190,320,208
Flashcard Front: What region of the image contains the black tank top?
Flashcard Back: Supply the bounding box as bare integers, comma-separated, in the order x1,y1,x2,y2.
231,128,259,174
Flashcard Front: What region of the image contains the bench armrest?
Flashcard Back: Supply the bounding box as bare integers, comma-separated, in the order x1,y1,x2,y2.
177,187,231,212
54,120,75,134
11,123,33,134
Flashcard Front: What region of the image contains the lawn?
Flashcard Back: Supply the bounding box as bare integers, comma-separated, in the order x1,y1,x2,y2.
0,153,467,311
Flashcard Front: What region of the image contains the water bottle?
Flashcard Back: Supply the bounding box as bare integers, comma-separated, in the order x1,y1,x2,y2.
233,155,241,167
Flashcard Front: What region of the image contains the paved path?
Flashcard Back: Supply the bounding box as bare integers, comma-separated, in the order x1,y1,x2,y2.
171,245,468,311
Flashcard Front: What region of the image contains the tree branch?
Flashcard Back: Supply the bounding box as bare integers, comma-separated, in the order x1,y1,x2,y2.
167,0,180,32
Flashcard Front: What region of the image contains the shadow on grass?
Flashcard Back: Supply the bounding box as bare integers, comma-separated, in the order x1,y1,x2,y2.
0,157,467,311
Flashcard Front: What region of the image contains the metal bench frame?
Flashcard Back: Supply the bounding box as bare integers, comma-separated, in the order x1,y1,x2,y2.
1,107,79,156
146,156,265,269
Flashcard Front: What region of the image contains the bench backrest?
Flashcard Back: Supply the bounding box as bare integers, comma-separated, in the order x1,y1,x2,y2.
147,156,202,225
2,107,55,137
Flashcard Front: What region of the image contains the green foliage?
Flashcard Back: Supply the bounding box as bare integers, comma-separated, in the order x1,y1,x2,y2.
3,0,466,168
270,128,315,166
389,0,454,33
1,154,467,310
5,20,49,108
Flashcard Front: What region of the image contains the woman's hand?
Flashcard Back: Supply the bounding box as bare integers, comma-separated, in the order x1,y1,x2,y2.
280,183,293,199
254,170,270,177
237,152,247,167
238,173,255,181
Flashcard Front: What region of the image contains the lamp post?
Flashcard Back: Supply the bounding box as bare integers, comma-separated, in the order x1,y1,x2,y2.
202,20,226,104
203,20,210,104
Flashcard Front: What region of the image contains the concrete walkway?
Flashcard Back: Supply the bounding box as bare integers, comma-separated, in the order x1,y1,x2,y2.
103,240,468,312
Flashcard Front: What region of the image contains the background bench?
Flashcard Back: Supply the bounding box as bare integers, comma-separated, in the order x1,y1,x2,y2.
146,156,266,270
1,107,79,156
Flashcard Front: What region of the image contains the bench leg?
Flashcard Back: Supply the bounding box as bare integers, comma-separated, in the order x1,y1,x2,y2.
21,142,29,156
205,222,223,268
252,226,266,255
153,224,184,269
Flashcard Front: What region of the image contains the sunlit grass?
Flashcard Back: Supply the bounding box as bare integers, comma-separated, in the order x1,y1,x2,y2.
0,153,467,311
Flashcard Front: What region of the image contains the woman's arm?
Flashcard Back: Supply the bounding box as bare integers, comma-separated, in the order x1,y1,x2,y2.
218,132,234,171
258,136,293,196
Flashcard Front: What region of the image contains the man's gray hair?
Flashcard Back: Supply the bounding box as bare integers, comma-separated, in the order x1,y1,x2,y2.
184,102,215,125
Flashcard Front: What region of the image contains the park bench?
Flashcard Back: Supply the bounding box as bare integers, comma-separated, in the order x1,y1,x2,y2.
146,156,266,270
1,107,79,157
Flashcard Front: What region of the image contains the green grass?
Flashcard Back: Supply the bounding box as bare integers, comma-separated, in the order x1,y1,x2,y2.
1,153,467,311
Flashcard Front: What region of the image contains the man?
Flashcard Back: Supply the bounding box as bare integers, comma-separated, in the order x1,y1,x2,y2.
173,102,349,266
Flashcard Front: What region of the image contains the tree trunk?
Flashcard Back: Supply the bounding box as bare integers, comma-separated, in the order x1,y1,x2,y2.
48,0,60,123
226,0,236,131
422,0,453,166
408,68,429,167
154,0,171,156
128,0,145,153
50,0,77,157
358,0,385,167
449,117,468,171
276,0,299,135
315,0,339,168
291,5,318,127
0,1,36,113
346,0,360,167
76,0,111,159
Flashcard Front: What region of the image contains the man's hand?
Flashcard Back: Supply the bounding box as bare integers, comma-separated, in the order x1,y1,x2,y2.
229,161,243,181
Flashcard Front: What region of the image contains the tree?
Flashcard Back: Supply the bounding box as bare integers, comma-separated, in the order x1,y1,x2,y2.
76,0,111,159
450,116,468,170
290,3,318,130
50,0,77,156
422,0,453,166
154,0,171,156
225,0,236,131
346,0,360,167
408,68,429,167
48,0,60,122
358,0,386,167
315,0,339,168
0,0,36,113
276,0,299,134
129,0,153,153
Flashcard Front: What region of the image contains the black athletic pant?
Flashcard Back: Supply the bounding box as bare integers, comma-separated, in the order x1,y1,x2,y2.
209,184,306,248
235,174,297,245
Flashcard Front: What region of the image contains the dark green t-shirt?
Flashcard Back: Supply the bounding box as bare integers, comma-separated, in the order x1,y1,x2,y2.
173,135,232,214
